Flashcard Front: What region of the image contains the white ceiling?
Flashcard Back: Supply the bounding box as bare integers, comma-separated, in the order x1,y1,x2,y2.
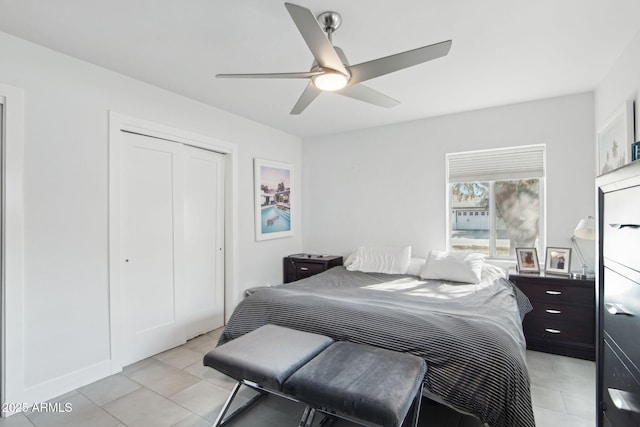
1,0,639,138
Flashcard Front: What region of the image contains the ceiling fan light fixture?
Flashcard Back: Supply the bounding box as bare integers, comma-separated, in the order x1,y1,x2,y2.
312,71,348,91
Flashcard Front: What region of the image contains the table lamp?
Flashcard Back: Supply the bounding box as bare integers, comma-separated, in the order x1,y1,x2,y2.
571,216,595,279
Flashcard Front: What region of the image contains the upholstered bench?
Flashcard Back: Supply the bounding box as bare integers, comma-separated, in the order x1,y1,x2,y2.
283,341,426,427
203,324,334,426
204,324,426,427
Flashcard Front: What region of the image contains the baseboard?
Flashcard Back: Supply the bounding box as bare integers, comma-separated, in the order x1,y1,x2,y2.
4,359,113,416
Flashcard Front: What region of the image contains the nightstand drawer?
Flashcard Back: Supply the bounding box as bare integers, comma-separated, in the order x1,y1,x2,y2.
516,281,592,306
292,262,325,278
283,255,343,283
523,317,593,344
527,302,594,324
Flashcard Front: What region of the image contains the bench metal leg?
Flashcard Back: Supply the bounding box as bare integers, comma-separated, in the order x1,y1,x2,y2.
409,383,424,427
297,407,315,427
317,414,337,426
212,381,267,427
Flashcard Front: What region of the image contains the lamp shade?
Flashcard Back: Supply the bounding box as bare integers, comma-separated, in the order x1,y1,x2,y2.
574,216,595,240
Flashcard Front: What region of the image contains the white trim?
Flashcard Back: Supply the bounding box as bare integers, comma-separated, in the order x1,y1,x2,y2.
1,84,25,412
0,84,25,413
22,360,112,407
108,111,238,373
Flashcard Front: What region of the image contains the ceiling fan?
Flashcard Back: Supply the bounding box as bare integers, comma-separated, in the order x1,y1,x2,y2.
216,3,452,115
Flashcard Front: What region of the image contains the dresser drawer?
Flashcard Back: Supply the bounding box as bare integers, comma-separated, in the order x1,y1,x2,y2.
603,185,640,271
516,281,593,306
523,317,593,345
601,339,640,426
604,267,640,365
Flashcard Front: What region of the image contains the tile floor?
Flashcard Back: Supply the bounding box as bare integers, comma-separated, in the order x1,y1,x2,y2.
0,328,596,427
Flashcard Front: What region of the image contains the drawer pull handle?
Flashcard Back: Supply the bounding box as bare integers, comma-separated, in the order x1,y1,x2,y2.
609,223,640,229
299,267,309,271
608,388,640,414
605,303,634,316
545,309,562,314
544,328,561,334
545,290,562,295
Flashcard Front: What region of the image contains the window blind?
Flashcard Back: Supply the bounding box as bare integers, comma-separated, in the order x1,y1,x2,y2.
447,144,545,182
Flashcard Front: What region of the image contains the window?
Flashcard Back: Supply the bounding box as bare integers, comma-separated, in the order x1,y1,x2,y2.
446,145,545,259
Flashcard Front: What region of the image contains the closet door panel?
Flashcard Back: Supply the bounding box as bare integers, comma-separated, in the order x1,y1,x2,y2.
183,146,225,338
121,132,184,365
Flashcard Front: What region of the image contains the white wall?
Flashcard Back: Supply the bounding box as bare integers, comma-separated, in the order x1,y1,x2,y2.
595,29,640,152
0,31,301,404
302,93,595,267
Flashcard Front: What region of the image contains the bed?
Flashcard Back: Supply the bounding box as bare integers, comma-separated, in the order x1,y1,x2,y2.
219,258,535,427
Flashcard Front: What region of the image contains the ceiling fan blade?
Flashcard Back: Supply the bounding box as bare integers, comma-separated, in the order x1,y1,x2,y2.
338,84,400,108
284,3,349,76
291,82,321,115
216,71,322,79
349,40,452,84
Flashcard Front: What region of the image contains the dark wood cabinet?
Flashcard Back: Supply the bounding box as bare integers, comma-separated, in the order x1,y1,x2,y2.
509,271,595,360
596,161,640,427
283,254,343,283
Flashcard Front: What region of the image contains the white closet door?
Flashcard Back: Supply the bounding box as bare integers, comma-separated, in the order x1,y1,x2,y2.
121,132,185,366
183,146,225,338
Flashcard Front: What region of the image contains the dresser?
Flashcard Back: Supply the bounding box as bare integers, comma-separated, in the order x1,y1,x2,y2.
596,161,640,427
283,254,343,283
509,272,595,360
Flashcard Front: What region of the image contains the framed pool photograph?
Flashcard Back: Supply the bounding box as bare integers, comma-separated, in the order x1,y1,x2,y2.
254,158,293,241
544,247,571,276
515,248,540,273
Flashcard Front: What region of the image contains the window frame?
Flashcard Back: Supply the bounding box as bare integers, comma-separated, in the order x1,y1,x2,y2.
445,145,546,261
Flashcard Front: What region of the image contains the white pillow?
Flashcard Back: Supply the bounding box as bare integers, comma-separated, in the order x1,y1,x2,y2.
407,257,426,276
346,246,412,274
420,250,485,284
344,251,356,267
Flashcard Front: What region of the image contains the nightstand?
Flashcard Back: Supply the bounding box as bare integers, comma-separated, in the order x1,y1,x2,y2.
283,254,343,283
509,271,595,360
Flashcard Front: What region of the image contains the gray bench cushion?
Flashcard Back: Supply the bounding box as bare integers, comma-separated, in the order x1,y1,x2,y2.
203,324,333,391
283,341,426,427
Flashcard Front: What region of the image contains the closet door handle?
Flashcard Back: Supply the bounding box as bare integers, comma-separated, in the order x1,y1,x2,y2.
608,388,640,414
545,328,561,334
545,290,562,295
545,309,562,314
609,223,640,229
605,303,634,316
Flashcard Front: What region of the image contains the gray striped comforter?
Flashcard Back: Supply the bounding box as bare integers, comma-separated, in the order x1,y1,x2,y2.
219,267,534,427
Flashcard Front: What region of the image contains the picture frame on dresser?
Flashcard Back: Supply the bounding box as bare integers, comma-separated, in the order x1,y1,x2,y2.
515,247,540,273
544,247,571,275
596,100,634,175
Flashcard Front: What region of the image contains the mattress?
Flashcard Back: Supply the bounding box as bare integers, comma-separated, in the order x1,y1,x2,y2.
219,266,535,427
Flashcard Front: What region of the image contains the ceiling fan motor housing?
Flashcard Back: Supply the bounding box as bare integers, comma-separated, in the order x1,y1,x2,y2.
317,11,342,35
